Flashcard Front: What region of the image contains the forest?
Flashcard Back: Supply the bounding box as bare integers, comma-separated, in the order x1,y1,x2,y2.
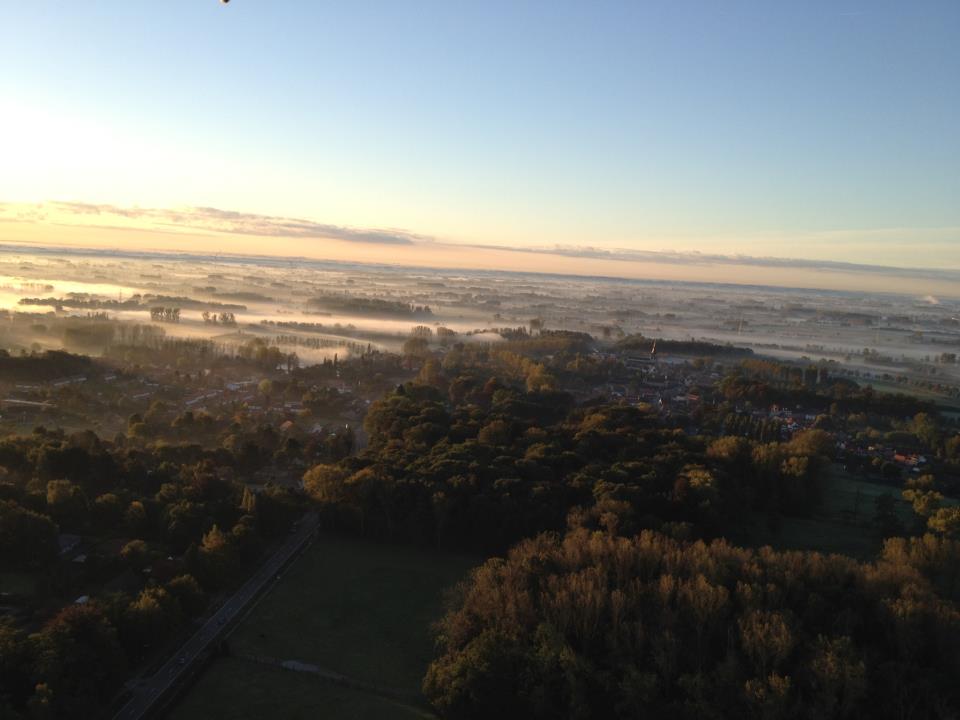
424,529,959,720
297,351,960,719
0,425,316,719
2,333,959,719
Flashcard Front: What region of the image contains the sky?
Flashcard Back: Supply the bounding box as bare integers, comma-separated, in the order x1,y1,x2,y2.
0,1,958,287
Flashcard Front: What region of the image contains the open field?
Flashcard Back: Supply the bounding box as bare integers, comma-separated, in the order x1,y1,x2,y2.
821,467,916,524
169,534,477,719
168,657,433,720
866,379,960,412
751,465,921,559
0,571,36,597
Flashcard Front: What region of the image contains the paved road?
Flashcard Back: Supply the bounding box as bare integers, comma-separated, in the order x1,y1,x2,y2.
113,512,320,720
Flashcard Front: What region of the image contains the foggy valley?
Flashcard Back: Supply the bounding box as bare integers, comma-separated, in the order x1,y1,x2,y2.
3,3,959,719
2,244,958,401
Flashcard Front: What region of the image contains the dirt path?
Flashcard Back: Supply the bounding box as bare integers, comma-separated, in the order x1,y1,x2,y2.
234,651,430,709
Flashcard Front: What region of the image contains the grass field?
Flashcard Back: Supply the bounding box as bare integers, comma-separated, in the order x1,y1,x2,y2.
169,534,477,720
751,465,917,559
169,657,433,720
821,467,916,524
0,571,36,596
865,379,960,413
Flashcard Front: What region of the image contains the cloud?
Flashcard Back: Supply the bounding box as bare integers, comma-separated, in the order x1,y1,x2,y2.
460,242,960,283
9,201,424,245
3,200,958,286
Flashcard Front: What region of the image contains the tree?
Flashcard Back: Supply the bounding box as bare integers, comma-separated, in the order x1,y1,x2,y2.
32,604,125,719
786,428,834,460
163,499,205,549
239,487,257,514
423,628,528,720
303,464,350,504
45,480,87,530
124,500,149,536
902,488,943,520
120,539,149,569
928,507,960,539
253,485,301,536
912,413,942,453
807,635,867,719
477,419,511,446
258,379,273,406
27,683,55,720
524,364,555,392
437,327,457,346
121,587,180,661
418,358,445,389
197,524,239,588
905,474,936,491
402,336,430,359
873,493,903,538
0,617,30,709
679,465,719,515
166,574,207,617
742,673,793,719
92,493,123,529
0,500,59,568
738,610,794,678
344,467,386,537
946,435,960,461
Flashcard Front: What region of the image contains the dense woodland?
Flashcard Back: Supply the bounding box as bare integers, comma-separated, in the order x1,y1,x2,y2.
305,381,839,553
424,529,960,720
2,330,959,718
294,348,959,718
0,350,96,382
0,423,332,717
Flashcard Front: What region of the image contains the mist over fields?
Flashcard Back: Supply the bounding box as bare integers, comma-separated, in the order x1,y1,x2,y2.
1,245,958,397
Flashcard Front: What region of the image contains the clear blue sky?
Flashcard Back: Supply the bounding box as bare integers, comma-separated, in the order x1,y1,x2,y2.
1,1,958,268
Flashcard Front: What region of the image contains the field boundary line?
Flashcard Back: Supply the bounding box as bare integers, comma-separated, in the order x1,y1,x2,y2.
234,651,431,708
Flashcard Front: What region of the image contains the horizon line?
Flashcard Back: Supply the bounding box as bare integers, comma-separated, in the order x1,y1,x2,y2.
1,239,956,303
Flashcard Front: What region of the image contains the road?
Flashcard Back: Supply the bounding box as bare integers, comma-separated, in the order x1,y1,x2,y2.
113,511,320,720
